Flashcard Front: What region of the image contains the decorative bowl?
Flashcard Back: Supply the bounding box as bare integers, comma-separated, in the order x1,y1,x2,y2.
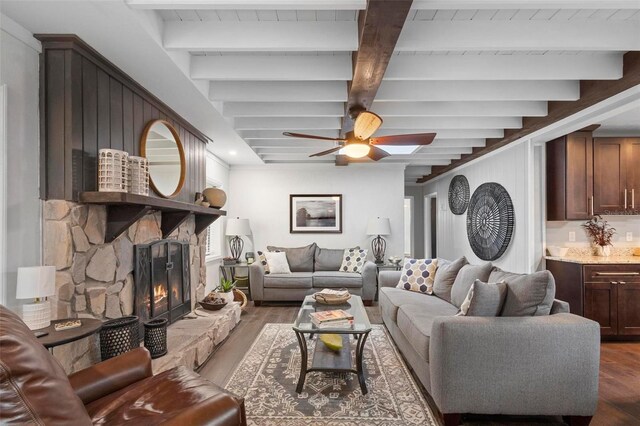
199,300,227,311
313,293,351,305
547,246,569,257
203,187,227,209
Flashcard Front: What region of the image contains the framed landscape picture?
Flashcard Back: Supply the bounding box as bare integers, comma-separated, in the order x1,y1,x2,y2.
290,194,342,233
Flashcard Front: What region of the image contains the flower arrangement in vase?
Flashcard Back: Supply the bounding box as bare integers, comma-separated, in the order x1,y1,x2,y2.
582,215,616,257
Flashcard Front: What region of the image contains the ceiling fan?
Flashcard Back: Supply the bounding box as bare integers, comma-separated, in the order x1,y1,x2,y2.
283,110,436,161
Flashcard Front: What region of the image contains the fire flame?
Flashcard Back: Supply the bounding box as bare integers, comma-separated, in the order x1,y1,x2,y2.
154,285,167,305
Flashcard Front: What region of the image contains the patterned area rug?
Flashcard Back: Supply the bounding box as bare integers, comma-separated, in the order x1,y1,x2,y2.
225,323,436,426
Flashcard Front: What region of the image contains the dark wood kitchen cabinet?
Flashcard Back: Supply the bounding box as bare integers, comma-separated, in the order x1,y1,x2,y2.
546,131,593,220
548,260,640,339
593,138,627,214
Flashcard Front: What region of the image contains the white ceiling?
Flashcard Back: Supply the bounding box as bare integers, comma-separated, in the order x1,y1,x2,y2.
2,0,640,183
593,105,640,136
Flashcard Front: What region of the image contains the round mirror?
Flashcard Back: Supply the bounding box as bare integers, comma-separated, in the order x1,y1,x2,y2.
141,120,186,198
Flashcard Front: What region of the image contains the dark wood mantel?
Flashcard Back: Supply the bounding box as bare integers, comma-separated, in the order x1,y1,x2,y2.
79,192,225,243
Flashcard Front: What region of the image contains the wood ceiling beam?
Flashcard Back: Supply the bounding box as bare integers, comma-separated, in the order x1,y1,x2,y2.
164,21,358,51
397,21,640,52
191,55,352,81
384,54,623,81
410,0,640,9
127,0,366,9
209,81,347,102
234,117,341,130
241,128,503,140
371,101,547,117
417,51,640,183
223,102,345,118
341,0,413,135
376,80,579,102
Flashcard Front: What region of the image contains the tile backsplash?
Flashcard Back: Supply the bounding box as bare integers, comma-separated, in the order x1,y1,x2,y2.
546,216,640,253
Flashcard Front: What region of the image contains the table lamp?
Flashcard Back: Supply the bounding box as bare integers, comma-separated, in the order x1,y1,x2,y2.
226,218,252,261
366,217,391,264
16,266,56,330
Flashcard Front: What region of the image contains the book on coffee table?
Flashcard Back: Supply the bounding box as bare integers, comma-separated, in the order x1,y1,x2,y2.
309,309,354,324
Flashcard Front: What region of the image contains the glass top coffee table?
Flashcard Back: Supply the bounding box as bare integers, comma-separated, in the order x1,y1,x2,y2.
292,294,372,395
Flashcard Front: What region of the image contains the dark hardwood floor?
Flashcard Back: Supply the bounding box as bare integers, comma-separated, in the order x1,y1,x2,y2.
199,303,640,426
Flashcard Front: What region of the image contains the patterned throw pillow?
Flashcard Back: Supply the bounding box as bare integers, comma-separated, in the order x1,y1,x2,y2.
257,251,270,274
339,248,368,273
396,258,439,294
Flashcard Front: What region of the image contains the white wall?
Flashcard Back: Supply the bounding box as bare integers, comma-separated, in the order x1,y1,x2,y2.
227,164,406,260
0,18,42,309
422,141,541,273
204,152,230,294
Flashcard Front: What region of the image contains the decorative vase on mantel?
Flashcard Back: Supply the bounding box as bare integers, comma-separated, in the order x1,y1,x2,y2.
595,245,612,257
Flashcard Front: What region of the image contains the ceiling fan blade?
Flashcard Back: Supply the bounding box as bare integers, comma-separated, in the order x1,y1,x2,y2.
353,111,383,140
309,146,343,157
370,133,436,146
283,132,345,141
367,145,390,161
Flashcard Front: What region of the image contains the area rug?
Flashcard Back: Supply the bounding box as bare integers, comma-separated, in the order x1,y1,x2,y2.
225,323,437,426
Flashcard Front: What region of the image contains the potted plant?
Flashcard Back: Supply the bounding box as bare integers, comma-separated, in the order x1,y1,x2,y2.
216,277,236,304
582,215,616,257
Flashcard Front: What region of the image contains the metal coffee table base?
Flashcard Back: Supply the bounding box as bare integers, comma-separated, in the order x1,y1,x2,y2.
294,330,370,395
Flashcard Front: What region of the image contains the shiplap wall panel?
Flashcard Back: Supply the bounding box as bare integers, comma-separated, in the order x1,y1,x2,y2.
40,37,208,203
422,142,535,273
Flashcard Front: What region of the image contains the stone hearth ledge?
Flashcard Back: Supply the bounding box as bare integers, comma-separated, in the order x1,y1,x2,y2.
152,303,242,374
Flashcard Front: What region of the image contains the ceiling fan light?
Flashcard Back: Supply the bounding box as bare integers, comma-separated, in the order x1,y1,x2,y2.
342,143,371,159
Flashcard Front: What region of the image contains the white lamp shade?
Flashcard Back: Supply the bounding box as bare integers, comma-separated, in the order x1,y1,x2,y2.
367,217,391,236
226,218,252,236
16,266,56,299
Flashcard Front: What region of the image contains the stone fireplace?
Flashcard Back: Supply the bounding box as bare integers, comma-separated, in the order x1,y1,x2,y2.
43,200,208,372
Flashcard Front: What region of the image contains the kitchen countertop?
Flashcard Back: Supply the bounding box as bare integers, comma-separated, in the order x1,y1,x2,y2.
545,255,640,264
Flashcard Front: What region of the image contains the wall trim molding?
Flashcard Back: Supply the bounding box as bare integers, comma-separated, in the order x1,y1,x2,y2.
0,14,41,53
0,84,6,305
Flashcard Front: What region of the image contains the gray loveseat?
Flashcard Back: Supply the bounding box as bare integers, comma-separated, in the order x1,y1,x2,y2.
379,266,600,426
249,243,377,305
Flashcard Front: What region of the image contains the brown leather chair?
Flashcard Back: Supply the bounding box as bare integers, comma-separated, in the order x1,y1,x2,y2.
0,305,246,425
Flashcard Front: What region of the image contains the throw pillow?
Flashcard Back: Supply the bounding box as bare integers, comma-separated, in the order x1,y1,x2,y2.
315,246,360,271
267,243,316,272
433,256,469,303
264,251,291,274
450,263,493,308
396,258,439,294
489,268,556,316
457,279,507,316
257,251,271,274
339,248,368,273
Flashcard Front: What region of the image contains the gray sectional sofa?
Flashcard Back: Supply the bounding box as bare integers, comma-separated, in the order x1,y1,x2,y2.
379,263,601,426
249,243,377,305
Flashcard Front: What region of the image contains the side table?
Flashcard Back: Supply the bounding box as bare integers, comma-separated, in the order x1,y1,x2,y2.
220,262,252,300
374,263,402,301
36,318,103,354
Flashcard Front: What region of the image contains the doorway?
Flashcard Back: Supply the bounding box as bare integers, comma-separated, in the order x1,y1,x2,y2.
424,193,437,258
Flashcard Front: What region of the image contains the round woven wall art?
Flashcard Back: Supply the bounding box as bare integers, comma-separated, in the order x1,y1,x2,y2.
448,175,470,215
466,182,514,261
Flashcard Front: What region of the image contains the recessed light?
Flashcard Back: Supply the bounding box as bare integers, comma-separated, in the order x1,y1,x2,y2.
229,150,237,155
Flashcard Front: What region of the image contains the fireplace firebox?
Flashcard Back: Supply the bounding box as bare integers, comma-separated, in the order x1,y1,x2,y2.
134,240,191,327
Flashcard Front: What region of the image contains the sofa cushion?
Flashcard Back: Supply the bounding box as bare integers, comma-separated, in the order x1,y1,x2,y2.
339,248,368,273
397,302,459,362
379,287,457,323
257,251,271,274
314,246,359,272
396,258,439,294
312,271,363,288
264,251,291,274
489,268,556,316
450,263,493,308
263,272,313,289
458,279,507,317
433,257,469,303
85,366,243,425
267,243,316,272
